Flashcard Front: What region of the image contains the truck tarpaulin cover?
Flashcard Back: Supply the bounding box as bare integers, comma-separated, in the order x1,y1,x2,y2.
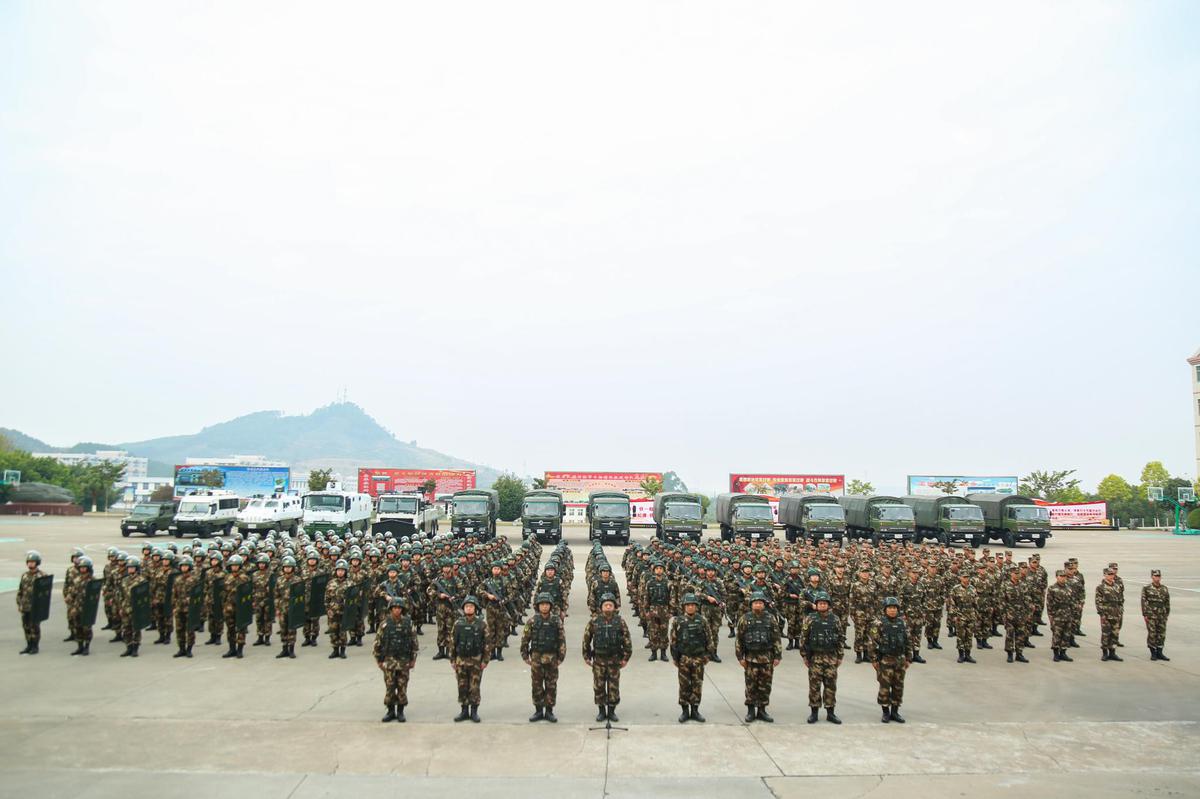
544,472,662,506
1033,499,1110,527
907,475,1019,496
357,469,476,498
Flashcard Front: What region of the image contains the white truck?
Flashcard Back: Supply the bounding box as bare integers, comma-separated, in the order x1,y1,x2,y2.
301,490,373,536
372,492,439,538
237,493,303,533
171,490,241,538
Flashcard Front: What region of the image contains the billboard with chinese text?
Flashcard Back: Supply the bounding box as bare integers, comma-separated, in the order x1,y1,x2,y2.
907,475,1019,497
357,468,476,498
174,465,289,498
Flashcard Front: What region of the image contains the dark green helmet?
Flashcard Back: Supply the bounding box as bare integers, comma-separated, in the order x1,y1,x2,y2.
25,550,42,564
681,593,699,607
535,592,554,607
461,595,479,610
883,596,900,608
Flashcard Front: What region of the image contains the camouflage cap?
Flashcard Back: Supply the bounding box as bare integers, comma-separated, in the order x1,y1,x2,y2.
1108,562,1119,569
1151,569,1162,577
1103,568,1113,575
1055,569,1066,577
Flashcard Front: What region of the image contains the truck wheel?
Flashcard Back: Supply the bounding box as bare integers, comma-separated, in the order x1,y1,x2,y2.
121,529,130,538
1034,537,1046,548
1002,531,1016,548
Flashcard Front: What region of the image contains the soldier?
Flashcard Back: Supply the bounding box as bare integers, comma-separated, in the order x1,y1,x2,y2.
101,547,119,631
583,593,632,722
172,556,197,658
900,566,926,664
481,560,509,662
1029,553,1048,631
249,555,274,647
1095,567,1124,662
589,564,622,614
61,547,82,642
781,563,805,651
948,572,978,664
736,591,782,723
17,551,45,655
120,557,147,657
1142,569,1170,661
1046,569,1075,662
521,592,566,723
68,556,97,656
670,593,712,723
449,595,489,723
1066,558,1086,641
429,560,461,660
1000,568,1029,663
868,596,911,723
220,555,250,659
699,563,726,662
640,561,672,662
274,556,301,659
799,591,843,724
325,559,351,659
301,551,324,648
204,552,225,647
849,567,876,663
148,550,169,645
375,597,418,722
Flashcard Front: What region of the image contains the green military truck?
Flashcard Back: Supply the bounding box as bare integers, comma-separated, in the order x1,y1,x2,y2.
900,495,986,547
522,489,565,543
966,493,1052,548
652,492,705,543
120,501,176,537
779,493,846,544
715,493,775,542
587,491,631,546
450,489,499,540
838,494,916,545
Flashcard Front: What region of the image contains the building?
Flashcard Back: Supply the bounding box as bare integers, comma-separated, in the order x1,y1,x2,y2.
117,477,175,510
31,450,149,480
1190,347,1200,481
184,455,287,468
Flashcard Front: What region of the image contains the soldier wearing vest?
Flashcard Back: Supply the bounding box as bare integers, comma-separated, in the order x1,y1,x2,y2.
274,557,301,659
375,596,418,723
204,552,225,647
583,592,632,722
66,556,95,656
868,596,911,723
640,562,672,662
736,590,782,723
324,559,351,660
120,557,148,657
590,564,622,615
172,556,197,658
251,555,274,648
781,564,806,651
430,560,462,660
699,563,726,662
449,595,489,723
222,555,251,660
521,592,567,722
1142,569,1171,661
670,593,712,723
800,590,844,724
481,560,509,662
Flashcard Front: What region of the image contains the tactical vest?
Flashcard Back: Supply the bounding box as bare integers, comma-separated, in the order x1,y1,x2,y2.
877,617,907,657
807,613,839,653
529,615,561,654
646,579,669,606
592,617,621,657
742,614,773,653
380,619,414,660
454,619,484,657
677,615,708,656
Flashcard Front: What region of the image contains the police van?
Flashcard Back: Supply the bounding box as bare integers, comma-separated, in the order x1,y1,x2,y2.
171,490,241,538
301,490,373,536
237,493,303,533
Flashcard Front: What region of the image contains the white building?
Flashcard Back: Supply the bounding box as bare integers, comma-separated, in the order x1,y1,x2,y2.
184,455,287,467
1190,347,1200,482
32,450,149,480
117,477,175,510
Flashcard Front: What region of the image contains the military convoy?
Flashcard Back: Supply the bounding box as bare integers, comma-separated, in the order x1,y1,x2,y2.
372,491,439,538
587,491,631,545
450,489,499,539
652,492,705,543
966,493,1052,548
715,493,775,542
901,494,985,547
838,494,916,545
779,493,846,544
521,489,565,543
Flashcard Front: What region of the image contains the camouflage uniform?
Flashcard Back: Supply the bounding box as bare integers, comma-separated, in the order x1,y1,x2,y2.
223,570,252,650
450,614,489,706
848,576,876,658
204,567,225,643
670,611,711,707
1066,568,1086,636
17,567,46,648
735,609,782,710
520,612,567,710
65,568,88,644
699,576,726,658
800,610,844,710
867,614,910,709
948,580,977,656
481,574,509,657
374,612,418,711
999,576,1029,657
429,573,463,654
121,570,148,647
1141,578,1170,651
172,568,197,652
640,575,673,652
325,575,350,650
899,577,925,658
274,569,302,650
102,556,119,629
252,566,274,642
1046,577,1075,653
583,612,632,708
1095,576,1123,652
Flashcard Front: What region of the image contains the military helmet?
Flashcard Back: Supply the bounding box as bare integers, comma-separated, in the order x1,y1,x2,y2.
599,592,617,606
127,556,141,570
535,592,554,607
335,559,349,572
388,596,407,610
386,563,400,573
681,592,699,607
461,594,479,610
282,556,297,568
77,556,93,570
229,555,244,567
883,596,900,608
179,556,194,569
256,554,270,565
814,591,831,604
25,550,42,564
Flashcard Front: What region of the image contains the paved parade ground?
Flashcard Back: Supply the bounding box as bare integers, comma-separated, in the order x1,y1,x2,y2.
1,515,1198,798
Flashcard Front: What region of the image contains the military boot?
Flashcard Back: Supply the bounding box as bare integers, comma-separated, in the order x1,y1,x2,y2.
329,646,340,659
18,640,31,655
454,705,470,722
544,707,557,723
152,632,165,645
1100,648,1110,661
263,635,271,646
1015,652,1028,663
1007,651,1014,663
163,631,171,645
27,641,39,655
70,642,85,656
204,632,217,645
222,643,238,658
756,706,773,723
276,645,289,659
1074,628,1086,636
110,631,124,643
63,633,75,642
595,706,607,722
1031,627,1043,636
287,644,296,659
889,706,905,723
79,641,90,656
1149,647,1159,660
977,637,993,650
469,704,480,723
957,650,966,663
529,706,545,722
253,635,265,647
1108,648,1123,662
1068,637,1080,648
649,649,658,661
1116,641,1124,647
963,652,976,663
691,705,705,723
710,652,722,663
494,647,504,661
660,649,668,662
807,707,819,724
881,706,891,723
120,644,134,657
911,651,926,664
854,650,863,664
1157,648,1170,662
826,708,841,724
743,706,756,723
185,645,193,658
928,637,942,650
1053,649,1062,661
129,644,139,657
1058,648,1072,662
785,639,795,651
382,704,397,723
433,646,447,660
396,705,406,722
679,704,691,723
236,643,244,659
174,643,188,658
338,646,347,659
606,705,619,722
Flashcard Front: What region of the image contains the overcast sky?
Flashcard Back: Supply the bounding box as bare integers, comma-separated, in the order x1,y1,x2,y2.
2,2,1197,494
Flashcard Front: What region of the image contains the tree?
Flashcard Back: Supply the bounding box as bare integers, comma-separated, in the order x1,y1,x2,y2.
150,484,175,502
930,479,964,495
846,479,874,496
1138,461,1171,501
639,476,663,497
1019,469,1081,502
492,472,526,522
420,478,438,497
308,468,333,492
531,477,549,490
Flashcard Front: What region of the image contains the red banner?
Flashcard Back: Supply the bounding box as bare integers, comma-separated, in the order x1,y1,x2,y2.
544,471,663,505
357,468,476,498
1033,499,1110,527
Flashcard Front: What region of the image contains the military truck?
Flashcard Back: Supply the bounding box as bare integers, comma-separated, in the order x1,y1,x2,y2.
170,490,241,538
900,495,986,547
837,494,916,545
522,489,565,543
652,492,705,543
121,502,176,537
966,493,1052,548
587,491,631,545
450,489,499,539
778,493,846,544
715,493,775,542
373,491,439,538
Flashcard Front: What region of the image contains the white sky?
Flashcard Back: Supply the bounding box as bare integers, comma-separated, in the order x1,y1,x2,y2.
2,2,1197,494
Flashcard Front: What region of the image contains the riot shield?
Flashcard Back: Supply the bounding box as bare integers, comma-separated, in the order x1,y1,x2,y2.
32,574,54,623
234,581,253,630
210,576,225,613
163,572,176,619
358,580,371,622
287,581,307,630
130,581,151,629
80,578,103,627
307,573,329,619
188,582,205,631
341,583,361,629
264,573,276,619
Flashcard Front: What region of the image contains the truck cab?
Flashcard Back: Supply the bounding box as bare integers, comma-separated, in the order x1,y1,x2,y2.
522,489,565,543
716,493,775,542
902,495,985,547
838,495,916,545
967,493,1052,548
653,492,705,543
171,490,241,539
237,494,302,533
301,490,372,537
451,489,498,540
373,492,439,538
779,494,846,544
588,492,631,545
121,502,176,538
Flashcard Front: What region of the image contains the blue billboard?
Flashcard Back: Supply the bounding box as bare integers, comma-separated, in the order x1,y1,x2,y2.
175,465,290,498
906,475,1019,497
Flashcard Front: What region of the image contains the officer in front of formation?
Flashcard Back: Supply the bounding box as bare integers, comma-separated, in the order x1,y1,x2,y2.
1142,569,1171,661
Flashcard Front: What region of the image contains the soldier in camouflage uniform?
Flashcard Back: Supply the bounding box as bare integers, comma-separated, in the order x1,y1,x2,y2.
1095,567,1124,662
827,563,851,650
800,591,843,724
324,559,351,659
1029,553,1048,630
222,555,251,659
348,551,369,647
521,592,566,722
120,557,148,657
583,593,632,722
1066,559,1086,641
449,595,489,723
900,567,926,663
17,551,45,655
148,550,169,644
481,560,509,662
868,596,911,723
101,547,120,631
375,597,418,722
948,572,978,663
301,552,324,648
999,568,1029,663
736,591,782,723
251,555,274,647
204,552,225,646
640,561,672,662
1142,569,1170,661
61,547,82,642
849,568,876,663
64,556,91,654
699,563,726,662
670,593,712,723
274,556,301,659
429,560,462,660
780,563,806,651
172,556,197,658
1046,569,1075,662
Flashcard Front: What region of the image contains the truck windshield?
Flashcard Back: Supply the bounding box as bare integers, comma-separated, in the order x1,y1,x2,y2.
594,503,630,519
245,499,264,509
524,501,560,517
945,506,983,520
264,501,279,508
454,500,489,515
304,495,345,510
736,505,773,521
178,501,213,515
379,497,419,513
665,503,702,520
807,505,844,520
875,506,914,521
130,504,161,517
1010,506,1050,522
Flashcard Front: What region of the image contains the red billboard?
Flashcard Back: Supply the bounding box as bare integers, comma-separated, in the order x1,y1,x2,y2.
729,473,845,497
358,468,476,498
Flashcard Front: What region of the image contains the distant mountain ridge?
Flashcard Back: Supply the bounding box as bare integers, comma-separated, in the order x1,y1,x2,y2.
2,403,502,487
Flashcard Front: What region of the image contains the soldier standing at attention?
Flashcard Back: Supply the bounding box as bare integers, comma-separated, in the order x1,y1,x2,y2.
450,595,489,723
868,597,911,723
172,556,197,658
204,552,225,647
699,563,726,662
1108,562,1125,647
274,556,301,659
849,567,876,663
69,557,97,656
640,561,672,662
301,551,323,648
1046,570,1075,662
1066,558,1086,641
101,547,120,632
521,592,566,723
1142,569,1171,661
251,555,274,647
1095,567,1124,662
375,597,418,723
1000,568,1029,664
221,555,251,659
736,591,782,724
800,591,843,724
670,593,712,723
583,593,631,722
120,557,147,658
481,560,509,662
18,551,45,655
325,559,351,660
64,556,88,654
900,566,926,664
429,560,461,660
948,572,978,664
62,548,82,643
